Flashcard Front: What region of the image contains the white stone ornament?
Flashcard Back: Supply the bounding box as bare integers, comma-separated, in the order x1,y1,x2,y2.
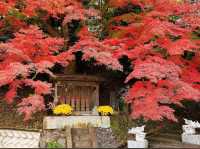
127,125,148,148
135,132,146,141
182,125,196,134
184,119,200,128
182,119,200,145
128,125,145,134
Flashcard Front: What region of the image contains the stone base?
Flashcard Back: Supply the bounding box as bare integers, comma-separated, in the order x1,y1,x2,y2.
182,134,200,145
43,116,110,129
40,127,98,148
128,140,148,148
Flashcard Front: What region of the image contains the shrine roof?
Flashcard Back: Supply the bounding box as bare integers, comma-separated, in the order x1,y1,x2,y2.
54,74,105,82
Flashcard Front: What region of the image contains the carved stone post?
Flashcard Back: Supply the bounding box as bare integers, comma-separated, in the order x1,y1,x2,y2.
127,125,148,148
182,119,200,145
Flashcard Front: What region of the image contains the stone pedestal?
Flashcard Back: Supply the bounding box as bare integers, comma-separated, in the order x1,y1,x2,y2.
182,134,200,145
127,125,148,148
43,116,110,129
41,116,111,148
181,119,200,145
128,140,148,148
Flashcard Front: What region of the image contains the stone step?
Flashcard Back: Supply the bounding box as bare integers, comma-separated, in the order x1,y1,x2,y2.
148,136,181,144
150,144,184,148
148,133,200,148
150,143,199,148
150,142,200,148
153,133,181,140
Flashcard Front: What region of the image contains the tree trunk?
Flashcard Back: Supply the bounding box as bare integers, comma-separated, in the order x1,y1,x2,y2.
64,61,77,74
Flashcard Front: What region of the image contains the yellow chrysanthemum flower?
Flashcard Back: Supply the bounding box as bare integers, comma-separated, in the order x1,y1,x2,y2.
97,106,114,116
53,104,73,115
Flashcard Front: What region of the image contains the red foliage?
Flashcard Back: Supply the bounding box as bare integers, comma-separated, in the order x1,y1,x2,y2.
0,0,15,15
106,0,200,121
69,28,123,71
125,56,182,83
125,80,200,121
23,79,53,95
0,0,98,24
0,1,114,120
5,80,22,104
0,26,71,120
108,0,129,7
17,95,45,121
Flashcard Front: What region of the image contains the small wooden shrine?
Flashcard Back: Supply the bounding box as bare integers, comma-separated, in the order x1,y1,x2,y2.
53,74,105,115
51,58,123,115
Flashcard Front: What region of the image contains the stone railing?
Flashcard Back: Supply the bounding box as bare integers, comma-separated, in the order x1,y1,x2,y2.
0,129,41,148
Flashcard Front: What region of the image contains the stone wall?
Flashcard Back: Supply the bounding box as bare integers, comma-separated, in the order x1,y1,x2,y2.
0,129,40,148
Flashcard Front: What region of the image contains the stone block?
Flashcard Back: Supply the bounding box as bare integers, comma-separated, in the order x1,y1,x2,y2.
182,134,200,145
183,125,196,134
88,127,97,148
72,135,80,141
74,140,92,148
65,127,72,148
57,138,66,148
182,119,200,145
72,128,89,135
127,125,148,148
127,140,148,148
43,116,110,129
79,135,91,141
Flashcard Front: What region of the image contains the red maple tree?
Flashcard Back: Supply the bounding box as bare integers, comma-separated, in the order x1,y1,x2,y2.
0,0,119,120
107,0,200,121
73,0,200,121
0,0,199,121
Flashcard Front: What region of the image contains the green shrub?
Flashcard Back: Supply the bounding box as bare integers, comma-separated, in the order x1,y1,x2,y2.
47,141,63,148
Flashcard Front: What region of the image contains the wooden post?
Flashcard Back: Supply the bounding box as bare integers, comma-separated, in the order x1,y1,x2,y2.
86,87,90,111
95,85,99,106
54,83,58,105
110,91,117,109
